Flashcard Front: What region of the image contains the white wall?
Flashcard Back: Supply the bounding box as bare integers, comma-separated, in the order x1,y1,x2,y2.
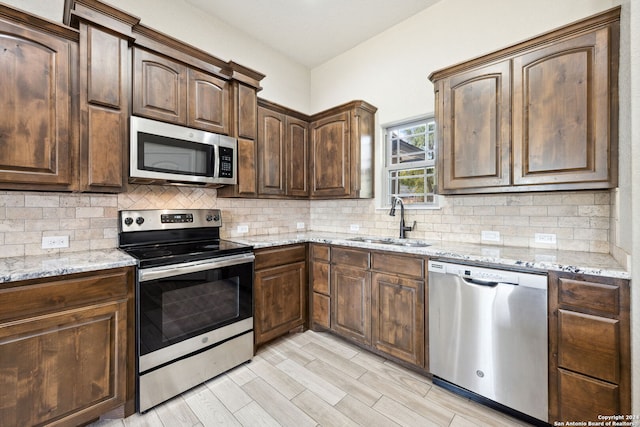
310,0,619,122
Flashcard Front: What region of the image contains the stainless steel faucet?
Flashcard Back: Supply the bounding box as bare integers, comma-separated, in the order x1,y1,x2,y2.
389,196,415,239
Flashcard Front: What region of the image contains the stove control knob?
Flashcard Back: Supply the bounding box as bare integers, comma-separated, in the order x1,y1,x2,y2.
206,214,213,221
213,214,220,222
124,217,133,226
136,217,145,225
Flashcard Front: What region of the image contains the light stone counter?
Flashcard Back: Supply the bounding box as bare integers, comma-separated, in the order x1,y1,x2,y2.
0,249,137,284
232,232,630,280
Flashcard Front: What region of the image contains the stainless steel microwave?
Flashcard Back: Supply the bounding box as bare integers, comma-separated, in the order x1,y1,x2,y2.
130,116,237,187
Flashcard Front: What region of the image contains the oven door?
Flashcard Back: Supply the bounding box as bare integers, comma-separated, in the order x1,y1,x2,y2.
137,252,254,373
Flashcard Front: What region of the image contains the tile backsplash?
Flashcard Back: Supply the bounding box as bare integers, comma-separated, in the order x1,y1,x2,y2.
0,186,619,262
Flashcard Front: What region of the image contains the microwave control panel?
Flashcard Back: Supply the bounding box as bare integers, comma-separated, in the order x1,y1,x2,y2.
219,146,234,178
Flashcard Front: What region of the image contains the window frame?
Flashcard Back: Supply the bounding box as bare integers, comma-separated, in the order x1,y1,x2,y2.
381,115,439,208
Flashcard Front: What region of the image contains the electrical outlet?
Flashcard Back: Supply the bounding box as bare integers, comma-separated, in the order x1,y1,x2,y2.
535,233,557,244
42,235,69,249
350,224,360,232
481,230,500,242
237,225,249,233
296,222,305,230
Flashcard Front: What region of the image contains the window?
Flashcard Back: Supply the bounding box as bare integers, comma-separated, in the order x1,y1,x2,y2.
384,117,437,207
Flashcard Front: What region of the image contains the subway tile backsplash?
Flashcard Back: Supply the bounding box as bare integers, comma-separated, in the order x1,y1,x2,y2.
0,187,621,265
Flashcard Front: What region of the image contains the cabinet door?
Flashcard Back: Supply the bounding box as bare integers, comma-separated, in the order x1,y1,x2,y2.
79,23,128,192
371,272,424,366
237,82,257,140
439,61,511,192
254,261,306,345
331,265,371,345
257,106,286,196
188,69,229,134
287,116,309,196
0,20,75,189
0,301,127,427
133,48,187,124
512,28,613,187
310,111,351,197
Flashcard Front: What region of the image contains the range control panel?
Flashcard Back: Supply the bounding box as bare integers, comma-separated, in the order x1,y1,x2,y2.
119,209,222,232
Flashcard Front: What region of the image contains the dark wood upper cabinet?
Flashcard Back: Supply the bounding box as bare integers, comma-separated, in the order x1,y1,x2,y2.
257,106,286,196
0,10,78,191
75,8,134,193
438,61,511,191
311,111,351,198
188,68,230,134
133,48,188,125
430,7,620,194
512,27,613,187
256,100,310,198
310,101,376,199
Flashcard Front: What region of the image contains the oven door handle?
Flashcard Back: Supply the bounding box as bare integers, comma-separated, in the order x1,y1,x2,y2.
139,253,255,282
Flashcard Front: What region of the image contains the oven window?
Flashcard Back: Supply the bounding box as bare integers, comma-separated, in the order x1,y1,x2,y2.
139,262,252,356
139,132,211,176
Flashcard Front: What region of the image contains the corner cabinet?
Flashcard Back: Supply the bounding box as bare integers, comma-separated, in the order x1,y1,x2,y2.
256,100,309,198
0,267,135,427
0,8,78,191
310,101,376,199
430,7,620,194
254,245,307,346
548,271,630,424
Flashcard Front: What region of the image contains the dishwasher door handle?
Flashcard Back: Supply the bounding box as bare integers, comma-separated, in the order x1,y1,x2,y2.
460,276,501,287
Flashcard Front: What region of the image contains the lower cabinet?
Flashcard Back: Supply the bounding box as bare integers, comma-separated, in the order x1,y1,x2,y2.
331,264,372,345
254,244,307,346
548,271,630,423
0,267,135,427
315,245,426,370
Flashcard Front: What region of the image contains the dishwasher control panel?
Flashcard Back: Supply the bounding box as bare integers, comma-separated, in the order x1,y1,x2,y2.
428,260,547,289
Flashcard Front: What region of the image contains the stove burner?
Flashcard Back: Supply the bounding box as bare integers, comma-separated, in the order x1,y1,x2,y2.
200,244,220,249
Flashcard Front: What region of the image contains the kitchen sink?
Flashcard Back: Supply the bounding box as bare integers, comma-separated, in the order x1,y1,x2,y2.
347,237,431,248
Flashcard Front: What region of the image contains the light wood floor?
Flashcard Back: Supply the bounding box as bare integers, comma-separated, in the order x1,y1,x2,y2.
91,330,532,427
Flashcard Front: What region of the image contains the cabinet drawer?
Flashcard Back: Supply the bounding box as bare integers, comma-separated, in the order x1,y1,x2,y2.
558,309,619,383
255,244,306,270
0,268,131,323
559,277,619,316
331,247,370,269
558,369,619,422
371,253,424,278
311,244,330,262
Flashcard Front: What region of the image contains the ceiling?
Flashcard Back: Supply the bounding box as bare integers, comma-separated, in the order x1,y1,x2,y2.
185,0,441,68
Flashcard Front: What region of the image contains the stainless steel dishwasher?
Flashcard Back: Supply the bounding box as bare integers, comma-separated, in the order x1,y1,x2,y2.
428,260,548,424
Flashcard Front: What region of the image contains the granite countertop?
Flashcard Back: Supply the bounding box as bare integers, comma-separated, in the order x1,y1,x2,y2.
232,232,630,280
0,249,137,284
0,232,629,284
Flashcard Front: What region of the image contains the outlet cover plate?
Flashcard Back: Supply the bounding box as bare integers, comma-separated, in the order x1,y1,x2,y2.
42,236,69,249
535,233,557,244
481,230,500,242
237,225,249,233
350,224,360,232
296,222,305,229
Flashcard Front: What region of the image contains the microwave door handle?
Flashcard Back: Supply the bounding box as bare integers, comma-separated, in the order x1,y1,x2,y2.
212,144,220,178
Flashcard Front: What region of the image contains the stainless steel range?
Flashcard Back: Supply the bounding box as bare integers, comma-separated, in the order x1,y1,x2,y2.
118,209,254,412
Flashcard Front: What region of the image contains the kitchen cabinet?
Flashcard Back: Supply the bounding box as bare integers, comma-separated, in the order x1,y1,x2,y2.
331,249,372,345
0,267,135,426
257,100,309,197
217,71,264,198
548,271,630,424
371,253,425,367
254,244,307,346
310,244,331,329
72,0,136,192
0,7,78,191
310,101,376,198
430,7,620,194
133,48,230,135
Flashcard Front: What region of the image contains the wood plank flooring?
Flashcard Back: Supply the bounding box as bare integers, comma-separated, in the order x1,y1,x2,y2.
91,331,532,427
